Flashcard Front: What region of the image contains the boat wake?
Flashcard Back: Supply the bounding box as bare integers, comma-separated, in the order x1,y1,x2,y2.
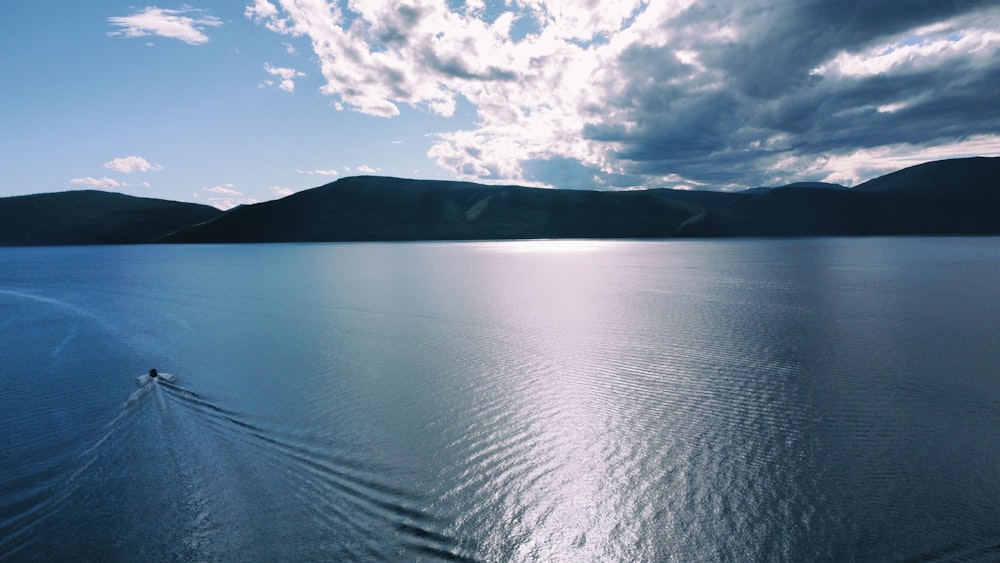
0,375,151,560
135,370,176,387
1,374,467,562
156,378,467,561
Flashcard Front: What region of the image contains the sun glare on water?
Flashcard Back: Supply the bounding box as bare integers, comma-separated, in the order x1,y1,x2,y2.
475,240,614,254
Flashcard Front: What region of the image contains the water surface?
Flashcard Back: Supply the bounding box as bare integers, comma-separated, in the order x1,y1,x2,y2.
2,238,1000,561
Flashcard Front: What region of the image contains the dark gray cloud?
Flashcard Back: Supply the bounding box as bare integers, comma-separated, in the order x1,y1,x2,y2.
586,1,1000,187
715,0,996,98
782,64,1000,153
422,50,520,81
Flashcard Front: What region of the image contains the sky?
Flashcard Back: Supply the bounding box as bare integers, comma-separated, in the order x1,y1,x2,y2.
3,1,999,209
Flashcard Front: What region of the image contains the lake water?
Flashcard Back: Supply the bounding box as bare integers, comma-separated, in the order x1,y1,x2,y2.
2,238,1000,561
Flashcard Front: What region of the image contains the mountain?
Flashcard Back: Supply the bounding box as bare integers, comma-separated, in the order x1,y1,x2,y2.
161,176,706,243
679,157,1000,237
743,181,847,194
0,190,222,246
854,156,999,197
3,157,999,246
166,157,999,242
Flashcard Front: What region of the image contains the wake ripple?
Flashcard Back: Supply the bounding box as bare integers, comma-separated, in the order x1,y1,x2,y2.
1,375,469,562
157,378,469,561
0,378,155,560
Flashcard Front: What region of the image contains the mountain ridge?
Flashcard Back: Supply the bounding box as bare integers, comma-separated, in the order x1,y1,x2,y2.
0,190,222,246
854,156,999,196
2,157,998,246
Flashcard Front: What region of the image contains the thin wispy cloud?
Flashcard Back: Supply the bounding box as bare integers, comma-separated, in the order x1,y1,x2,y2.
70,177,121,190
297,169,339,176
104,156,163,174
202,184,243,196
108,7,222,45
247,0,1000,189
199,185,258,210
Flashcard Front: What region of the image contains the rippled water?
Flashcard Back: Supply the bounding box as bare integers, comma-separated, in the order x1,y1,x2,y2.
3,238,1000,561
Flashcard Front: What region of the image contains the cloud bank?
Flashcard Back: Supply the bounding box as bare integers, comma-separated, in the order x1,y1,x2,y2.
109,7,222,45
248,0,1000,189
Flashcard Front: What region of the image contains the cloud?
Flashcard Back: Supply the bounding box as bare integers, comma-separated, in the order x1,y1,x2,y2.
520,156,643,190
249,1,1000,189
104,155,163,174
202,184,243,196
109,7,222,45
70,177,121,190
355,165,378,174
262,63,306,92
767,134,1000,188
198,185,261,210
297,169,339,176
207,198,257,211
271,186,295,197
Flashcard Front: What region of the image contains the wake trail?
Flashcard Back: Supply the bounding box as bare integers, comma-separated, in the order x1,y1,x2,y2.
0,288,116,333
2,374,467,561
157,379,466,560
0,376,156,560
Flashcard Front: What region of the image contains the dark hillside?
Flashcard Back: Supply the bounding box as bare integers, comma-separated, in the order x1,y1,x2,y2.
0,190,223,246
164,158,1000,243
3,157,999,246
162,176,705,243
855,156,1000,198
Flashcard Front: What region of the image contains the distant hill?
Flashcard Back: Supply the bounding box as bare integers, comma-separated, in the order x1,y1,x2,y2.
3,157,999,246
680,157,1000,237
854,156,1000,197
166,157,1000,242
0,190,222,246
161,176,704,243
743,181,847,194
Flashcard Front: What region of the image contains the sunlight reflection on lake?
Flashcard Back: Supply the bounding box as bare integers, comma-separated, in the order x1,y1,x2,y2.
2,238,1000,561
472,239,615,253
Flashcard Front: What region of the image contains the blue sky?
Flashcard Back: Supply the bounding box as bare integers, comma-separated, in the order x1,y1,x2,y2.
3,1,999,209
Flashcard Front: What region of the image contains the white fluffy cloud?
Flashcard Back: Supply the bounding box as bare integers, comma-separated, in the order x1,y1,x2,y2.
261,63,307,92
104,156,163,174
109,7,222,45
70,177,121,190
248,1,1000,189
